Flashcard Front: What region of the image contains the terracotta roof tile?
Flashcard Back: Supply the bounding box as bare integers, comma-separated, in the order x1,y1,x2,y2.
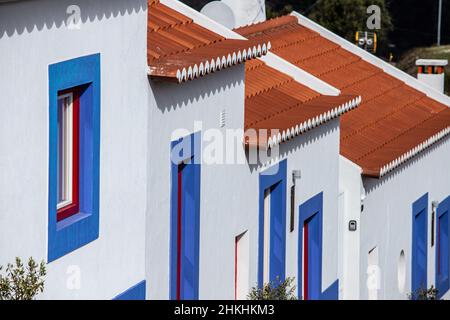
244,61,360,148
236,17,450,177
148,1,270,83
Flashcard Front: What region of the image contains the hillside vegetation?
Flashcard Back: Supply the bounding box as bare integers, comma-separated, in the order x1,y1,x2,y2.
397,46,450,95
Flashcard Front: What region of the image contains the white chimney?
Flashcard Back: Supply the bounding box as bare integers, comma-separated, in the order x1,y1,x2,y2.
201,0,266,29
416,59,448,94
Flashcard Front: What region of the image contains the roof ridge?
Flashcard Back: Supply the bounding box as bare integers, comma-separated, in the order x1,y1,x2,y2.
353,97,448,162
234,15,297,34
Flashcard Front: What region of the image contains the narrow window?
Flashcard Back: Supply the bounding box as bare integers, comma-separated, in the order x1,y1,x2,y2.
235,231,249,300
48,53,101,262
57,89,79,221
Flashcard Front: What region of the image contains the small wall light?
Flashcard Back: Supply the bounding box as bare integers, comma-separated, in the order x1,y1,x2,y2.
290,170,302,232
360,193,366,213
292,170,301,185
349,220,358,232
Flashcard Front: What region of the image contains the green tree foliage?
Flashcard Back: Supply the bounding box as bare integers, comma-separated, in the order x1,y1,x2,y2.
181,0,393,49
0,257,46,300
408,286,439,300
388,0,450,51
308,0,392,44
248,277,298,300
180,0,209,10
266,0,316,19
397,45,450,95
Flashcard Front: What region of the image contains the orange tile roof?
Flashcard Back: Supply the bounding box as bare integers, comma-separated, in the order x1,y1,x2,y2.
236,16,450,177
244,60,360,148
148,0,271,83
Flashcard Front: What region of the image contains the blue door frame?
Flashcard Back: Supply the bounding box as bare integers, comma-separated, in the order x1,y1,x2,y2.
412,194,428,296
170,132,201,300
258,160,287,287
298,192,323,300
436,196,450,298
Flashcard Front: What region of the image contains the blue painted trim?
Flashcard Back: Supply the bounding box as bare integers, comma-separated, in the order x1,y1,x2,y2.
113,280,146,300
436,196,450,299
412,193,428,295
169,132,201,300
48,54,101,262
258,160,287,287
321,280,339,300
298,192,324,300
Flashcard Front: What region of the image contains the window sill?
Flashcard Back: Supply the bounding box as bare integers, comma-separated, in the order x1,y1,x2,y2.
56,212,92,231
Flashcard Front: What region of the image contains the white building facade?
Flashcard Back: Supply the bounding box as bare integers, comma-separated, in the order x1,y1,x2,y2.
1,0,450,301
0,0,149,299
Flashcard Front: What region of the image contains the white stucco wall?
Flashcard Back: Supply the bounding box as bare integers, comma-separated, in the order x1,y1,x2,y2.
0,0,148,299
146,66,252,300
146,61,341,299
1,0,343,300
338,156,363,299
281,119,341,298
358,137,450,300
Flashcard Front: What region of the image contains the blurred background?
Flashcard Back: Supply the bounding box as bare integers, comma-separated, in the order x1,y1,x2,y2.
180,0,450,93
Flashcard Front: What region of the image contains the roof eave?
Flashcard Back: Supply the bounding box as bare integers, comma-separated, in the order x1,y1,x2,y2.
363,126,450,179
246,95,362,149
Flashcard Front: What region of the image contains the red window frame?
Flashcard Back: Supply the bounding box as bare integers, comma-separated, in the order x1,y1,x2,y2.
57,88,80,222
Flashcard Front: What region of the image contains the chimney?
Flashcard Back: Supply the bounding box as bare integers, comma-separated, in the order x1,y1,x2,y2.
416,59,448,94
201,0,266,29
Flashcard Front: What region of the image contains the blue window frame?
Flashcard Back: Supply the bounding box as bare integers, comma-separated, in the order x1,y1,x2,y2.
436,196,450,298
48,54,101,262
258,160,287,287
412,194,428,296
170,132,201,300
298,192,323,300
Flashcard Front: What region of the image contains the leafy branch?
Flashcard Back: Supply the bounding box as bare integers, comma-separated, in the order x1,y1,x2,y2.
0,257,46,300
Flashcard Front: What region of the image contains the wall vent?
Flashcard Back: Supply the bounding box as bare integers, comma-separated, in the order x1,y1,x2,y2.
220,109,226,128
